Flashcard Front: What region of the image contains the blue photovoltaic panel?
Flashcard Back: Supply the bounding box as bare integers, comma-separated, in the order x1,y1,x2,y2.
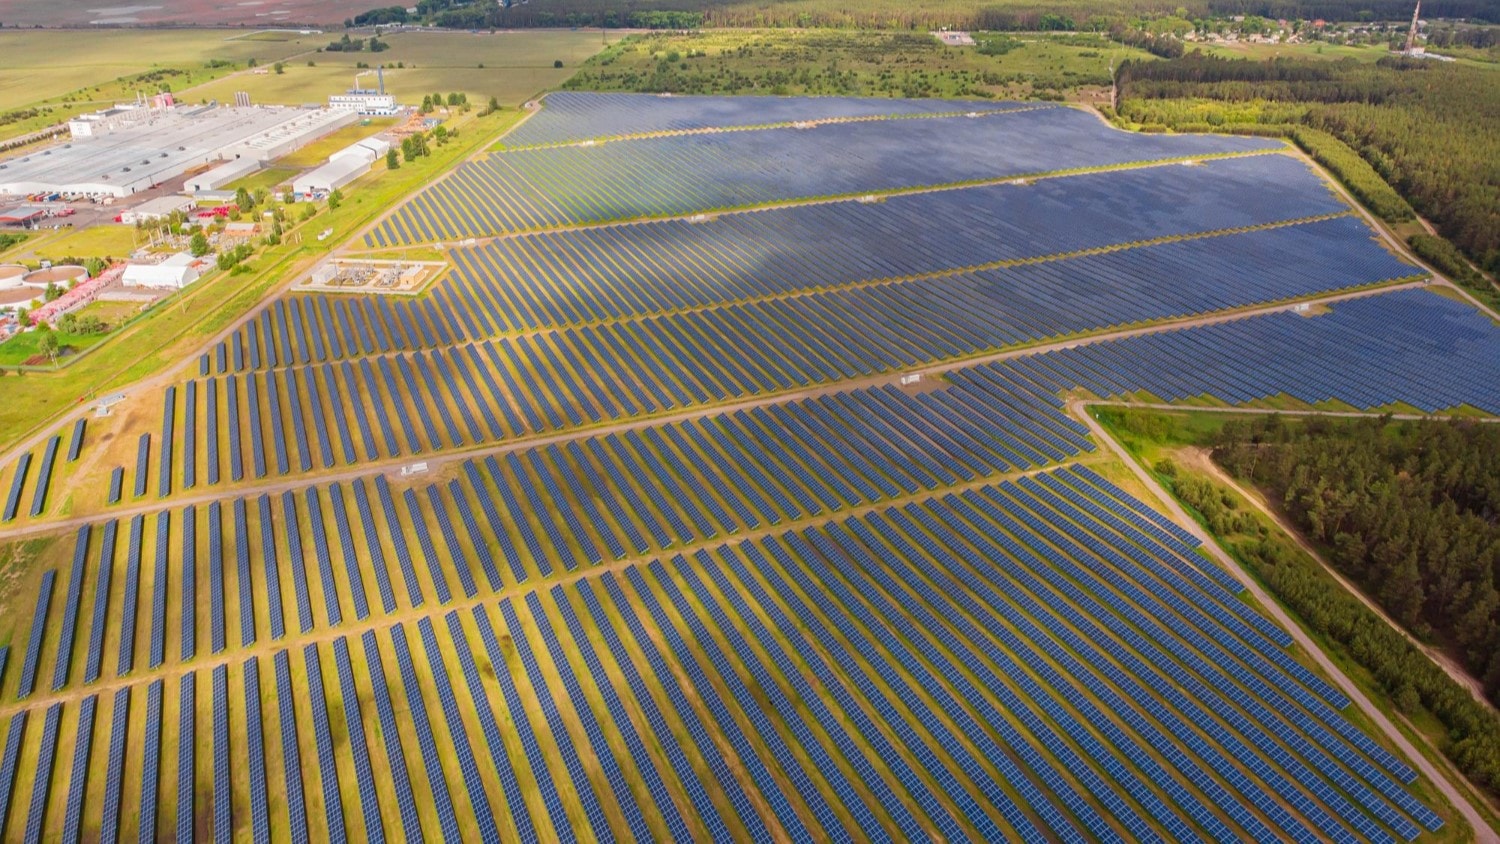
60,695,97,844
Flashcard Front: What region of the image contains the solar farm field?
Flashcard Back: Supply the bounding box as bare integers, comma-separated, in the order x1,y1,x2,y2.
365,104,1285,245
0,91,1496,842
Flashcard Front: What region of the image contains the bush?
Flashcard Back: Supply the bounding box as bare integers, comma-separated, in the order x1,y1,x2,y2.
554,59,564,68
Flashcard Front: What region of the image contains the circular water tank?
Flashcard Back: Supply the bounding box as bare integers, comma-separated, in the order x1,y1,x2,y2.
21,265,89,289
0,264,26,290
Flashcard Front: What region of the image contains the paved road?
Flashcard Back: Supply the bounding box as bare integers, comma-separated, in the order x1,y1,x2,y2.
1074,400,1500,843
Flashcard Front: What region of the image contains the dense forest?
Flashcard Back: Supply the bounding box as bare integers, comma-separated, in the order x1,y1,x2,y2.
1123,410,1500,796
1117,54,1500,279
355,0,1500,31
1150,435,1500,795
1213,416,1500,706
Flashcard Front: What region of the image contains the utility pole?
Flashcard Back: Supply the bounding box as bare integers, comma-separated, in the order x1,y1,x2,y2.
1404,0,1421,53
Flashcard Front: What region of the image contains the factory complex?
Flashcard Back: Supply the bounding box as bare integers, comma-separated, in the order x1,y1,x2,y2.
0,103,361,199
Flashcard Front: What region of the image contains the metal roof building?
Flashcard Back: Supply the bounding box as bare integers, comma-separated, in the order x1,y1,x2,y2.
186,156,265,194
293,154,373,196
122,252,201,289
118,195,196,224
0,105,355,198
0,206,46,227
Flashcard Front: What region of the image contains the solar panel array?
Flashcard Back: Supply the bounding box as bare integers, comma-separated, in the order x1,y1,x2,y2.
173,236,1417,492
0,462,1468,840
969,287,1500,416
503,91,1037,146
370,106,1279,244
1,452,29,522
4,93,1497,843
236,154,1348,371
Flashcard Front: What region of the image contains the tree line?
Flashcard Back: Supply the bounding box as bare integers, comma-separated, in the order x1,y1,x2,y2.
1213,415,1500,707
1116,53,1500,279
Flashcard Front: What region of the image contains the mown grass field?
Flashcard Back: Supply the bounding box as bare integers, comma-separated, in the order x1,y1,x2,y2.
186,30,610,109
1196,39,1500,70
224,167,301,196
18,225,143,265
269,120,399,169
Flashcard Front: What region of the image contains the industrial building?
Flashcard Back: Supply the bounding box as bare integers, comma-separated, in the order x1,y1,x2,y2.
117,195,196,225
293,156,373,196
0,206,47,228
328,65,401,116
122,252,201,289
329,91,399,116
0,104,356,199
186,156,263,194
334,136,391,162
293,136,391,196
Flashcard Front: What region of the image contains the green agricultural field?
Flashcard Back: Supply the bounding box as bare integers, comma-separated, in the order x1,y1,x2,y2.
1197,40,1407,62
567,29,1155,101
0,30,312,141
186,30,609,109
224,167,301,196
270,120,399,169
0,325,110,367
1195,39,1500,69
19,225,143,265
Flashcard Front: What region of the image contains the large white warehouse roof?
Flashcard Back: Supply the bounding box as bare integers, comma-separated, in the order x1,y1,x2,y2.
122,252,202,289
0,105,355,198
293,154,374,195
